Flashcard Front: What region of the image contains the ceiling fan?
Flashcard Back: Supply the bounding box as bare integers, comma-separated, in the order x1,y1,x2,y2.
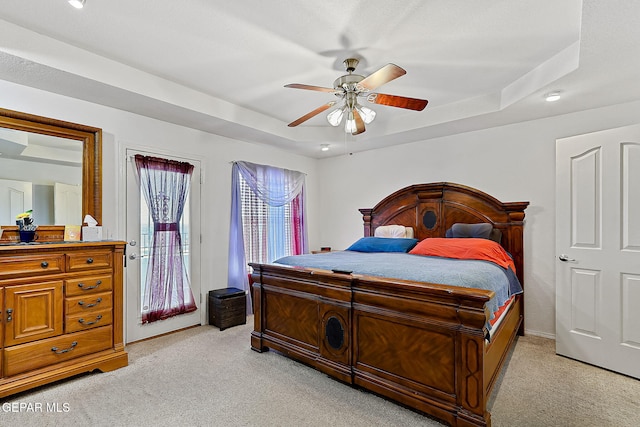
285,58,428,135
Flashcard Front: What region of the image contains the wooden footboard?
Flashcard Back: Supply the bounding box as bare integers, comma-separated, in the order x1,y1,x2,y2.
250,264,354,383
251,263,522,427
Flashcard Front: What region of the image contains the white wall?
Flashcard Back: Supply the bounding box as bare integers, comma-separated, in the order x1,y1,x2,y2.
316,100,640,337
0,80,319,315
4,76,640,338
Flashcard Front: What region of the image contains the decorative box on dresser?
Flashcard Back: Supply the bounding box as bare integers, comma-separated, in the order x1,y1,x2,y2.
0,241,128,398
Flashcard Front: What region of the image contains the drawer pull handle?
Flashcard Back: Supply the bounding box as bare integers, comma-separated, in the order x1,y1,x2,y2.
51,341,77,354
77,280,102,291
41,261,49,268
78,297,102,308
78,315,103,326
86,257,94,264
6,308,12,322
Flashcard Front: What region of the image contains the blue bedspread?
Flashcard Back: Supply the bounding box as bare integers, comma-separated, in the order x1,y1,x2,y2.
274,251,522,320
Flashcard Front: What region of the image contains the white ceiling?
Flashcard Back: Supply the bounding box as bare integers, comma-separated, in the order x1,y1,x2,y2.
0,0,639,158
0,127,82,166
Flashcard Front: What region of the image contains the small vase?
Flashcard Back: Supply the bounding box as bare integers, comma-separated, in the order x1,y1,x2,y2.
19,230,38,243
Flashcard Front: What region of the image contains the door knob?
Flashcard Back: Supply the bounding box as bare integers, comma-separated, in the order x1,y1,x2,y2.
558,254,576,262
129,253,138,260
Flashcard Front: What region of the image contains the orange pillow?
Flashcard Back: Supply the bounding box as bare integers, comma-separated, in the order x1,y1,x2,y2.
409,238,516,272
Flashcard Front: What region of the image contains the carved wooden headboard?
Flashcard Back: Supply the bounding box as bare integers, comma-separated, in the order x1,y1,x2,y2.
359,182,530,284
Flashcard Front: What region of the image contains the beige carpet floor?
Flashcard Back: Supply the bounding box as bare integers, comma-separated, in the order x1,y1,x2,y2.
1,318,638,426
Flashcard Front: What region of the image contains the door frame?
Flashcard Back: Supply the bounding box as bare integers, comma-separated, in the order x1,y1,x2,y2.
118,141,205,343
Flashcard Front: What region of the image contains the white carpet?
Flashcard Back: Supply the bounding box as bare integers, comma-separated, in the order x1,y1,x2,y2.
1,318,638,426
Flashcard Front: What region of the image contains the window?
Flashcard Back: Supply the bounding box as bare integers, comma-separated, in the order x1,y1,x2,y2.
239,172,303,266
228,161,307,309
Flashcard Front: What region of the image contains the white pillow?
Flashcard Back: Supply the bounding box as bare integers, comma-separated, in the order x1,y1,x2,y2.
374,225,414,238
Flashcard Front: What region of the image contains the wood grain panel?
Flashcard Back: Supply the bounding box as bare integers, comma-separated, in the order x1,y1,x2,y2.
355,314,456,394
4,326,112,377
0,254,64,279
65,308,113,333
65,274,112,296
264,290,319,349
65,292,112,316
66,250,112,272
4,281,64,346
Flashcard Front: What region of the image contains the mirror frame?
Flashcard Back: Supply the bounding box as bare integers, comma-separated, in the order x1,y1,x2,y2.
0,107,102,240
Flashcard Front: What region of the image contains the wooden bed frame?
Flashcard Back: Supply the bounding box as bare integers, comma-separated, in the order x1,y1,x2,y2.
250,182,529,426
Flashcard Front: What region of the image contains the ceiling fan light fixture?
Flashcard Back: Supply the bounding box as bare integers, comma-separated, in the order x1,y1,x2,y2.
285,58,428,135
344,111,357,134
326,107,345,126
356,105,376,124
68,0,86,9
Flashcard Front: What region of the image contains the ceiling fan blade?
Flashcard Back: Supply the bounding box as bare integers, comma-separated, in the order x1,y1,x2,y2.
352,108,366,135
358,64,406,91
366,93,428,111
287,102,336,127
285,83,339,93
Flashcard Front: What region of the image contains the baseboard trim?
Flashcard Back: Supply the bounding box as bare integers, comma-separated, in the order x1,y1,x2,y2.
524,328,556,340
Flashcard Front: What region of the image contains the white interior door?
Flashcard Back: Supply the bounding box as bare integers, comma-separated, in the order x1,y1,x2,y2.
0,178,32,225
556,123,640,379
54,182,82,225
125,149,202,343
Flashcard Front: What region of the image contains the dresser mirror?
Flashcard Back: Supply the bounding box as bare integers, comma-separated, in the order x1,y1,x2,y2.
0,108,102,241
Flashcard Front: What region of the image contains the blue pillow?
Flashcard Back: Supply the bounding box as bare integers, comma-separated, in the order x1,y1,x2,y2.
346,237,418,253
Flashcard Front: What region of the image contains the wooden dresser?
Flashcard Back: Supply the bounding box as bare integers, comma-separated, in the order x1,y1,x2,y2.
0,241,128,397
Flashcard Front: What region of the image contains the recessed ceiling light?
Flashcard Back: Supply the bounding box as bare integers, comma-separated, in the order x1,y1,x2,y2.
68,0,86,9
320,144,329,152
545,92,561,102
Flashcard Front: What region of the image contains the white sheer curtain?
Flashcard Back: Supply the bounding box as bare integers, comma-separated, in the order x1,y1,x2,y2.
235,161,305,205
134,155,197,323
228,161,308,313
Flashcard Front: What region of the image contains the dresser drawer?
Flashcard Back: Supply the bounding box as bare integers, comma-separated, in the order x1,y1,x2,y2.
65,292,112,316
65,308,112,333
65,274,112,296
66,250,112,272
0,253,65,278
3,326,113,377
